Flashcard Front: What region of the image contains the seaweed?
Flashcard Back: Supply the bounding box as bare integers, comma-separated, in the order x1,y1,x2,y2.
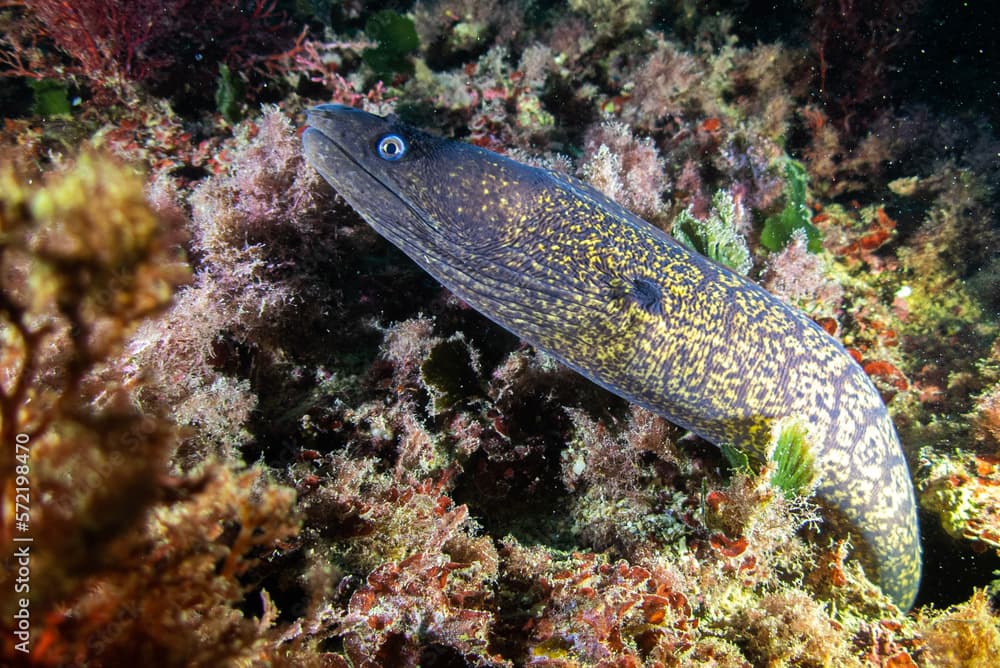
760,159,822,253
363,9,420,79
672,189,753,275
767,419,817,499
215,63,247,125
27,79,71,117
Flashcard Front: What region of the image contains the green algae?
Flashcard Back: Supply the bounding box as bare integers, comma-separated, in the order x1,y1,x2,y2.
672,189,753,275
29,78,71,117
215,63,246,124
760,159,821,253
364,9,419,78
768,419,817,499
420,333,482,414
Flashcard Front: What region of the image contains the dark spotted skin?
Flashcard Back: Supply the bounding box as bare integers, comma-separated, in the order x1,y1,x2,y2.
302,104,921,609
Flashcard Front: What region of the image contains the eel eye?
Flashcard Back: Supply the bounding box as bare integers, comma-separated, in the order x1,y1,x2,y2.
377,134,406,161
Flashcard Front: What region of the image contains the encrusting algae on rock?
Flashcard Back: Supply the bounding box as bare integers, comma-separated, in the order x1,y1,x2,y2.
2,0,1000,665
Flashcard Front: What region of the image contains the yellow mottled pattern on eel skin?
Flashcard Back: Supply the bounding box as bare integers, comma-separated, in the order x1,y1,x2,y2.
302,105,921,609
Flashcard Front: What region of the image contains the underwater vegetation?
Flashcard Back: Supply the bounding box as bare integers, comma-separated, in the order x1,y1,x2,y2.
759,160,822,254
1,0,999,665
1,0,300,113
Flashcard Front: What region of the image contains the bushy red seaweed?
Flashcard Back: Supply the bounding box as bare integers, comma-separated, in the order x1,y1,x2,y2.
2,0,297,103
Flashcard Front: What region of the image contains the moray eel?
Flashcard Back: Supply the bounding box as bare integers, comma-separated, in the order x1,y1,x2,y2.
302,104,921,609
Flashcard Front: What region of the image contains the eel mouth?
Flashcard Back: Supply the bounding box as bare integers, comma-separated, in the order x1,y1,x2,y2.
301,105,442,253
301,108,373,190
302,105,403,210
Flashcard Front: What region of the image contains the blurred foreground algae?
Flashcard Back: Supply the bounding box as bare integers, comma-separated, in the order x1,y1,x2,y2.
0,154,300,665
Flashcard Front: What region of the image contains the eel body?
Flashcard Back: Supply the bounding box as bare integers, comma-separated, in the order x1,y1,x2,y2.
302,104,921,609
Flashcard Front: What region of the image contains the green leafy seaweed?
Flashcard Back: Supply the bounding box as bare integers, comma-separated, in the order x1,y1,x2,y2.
720,442,751,473
672,190,753,275
768,419,816,498
29,79,71,117
760,160,822,253
363,10,419,78
215,63,246,124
